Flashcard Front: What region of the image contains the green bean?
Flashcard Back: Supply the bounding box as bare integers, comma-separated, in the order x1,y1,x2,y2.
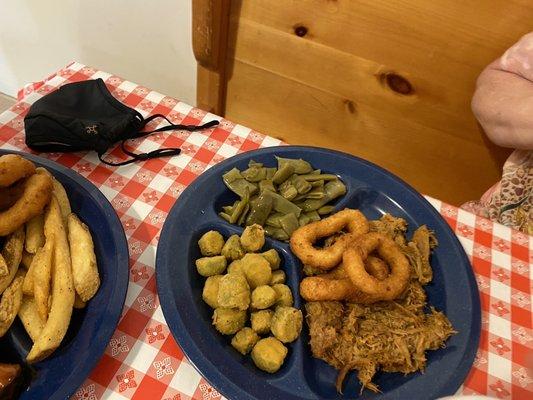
310,180,324,189
248,160,263,168
223,167,242,182
298,214,310,227
317,205,335,215
241,165,267,182
279,213,299,236
272,163,294,184
219,212,231,222
304,211,320,222
292,193,307,202
223,169,258,197
280,184,298,201
300,180,346,211
246,191,273,226
265,168,277,180
276,156,313,174
264,226,289,241
259,179,275,193
237,204,250,225
269,192,302,216
299,174,338,182
230,188,250,224
291,175,312,194
305,186,326,199
222,205,234,214
310,169,321,175
265,213,283,228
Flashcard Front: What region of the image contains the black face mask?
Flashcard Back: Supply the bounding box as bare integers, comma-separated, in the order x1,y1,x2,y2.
24,79,219,166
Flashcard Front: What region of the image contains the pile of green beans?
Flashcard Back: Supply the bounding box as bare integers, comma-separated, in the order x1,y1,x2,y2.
219,157,346,240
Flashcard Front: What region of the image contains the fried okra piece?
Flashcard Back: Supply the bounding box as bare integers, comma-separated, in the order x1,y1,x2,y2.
196,255,227,277
227,259,245,275
240,224,265,252
202,275,223,309
270,306,302,343
260,249,281,270
198,230,224,256
272,284,293,307
270,270,285,285
251,285,278,309
217,273,250,310
251,337,288,373
212,308,246,335
241,253,272,289
250,310,274,335
221,234,245,261
231,327,260,355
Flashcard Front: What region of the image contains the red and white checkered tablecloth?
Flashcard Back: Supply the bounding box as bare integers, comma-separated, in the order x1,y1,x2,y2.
1,62,531,400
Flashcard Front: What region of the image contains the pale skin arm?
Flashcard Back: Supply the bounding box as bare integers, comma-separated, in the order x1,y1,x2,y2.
471,33,533,150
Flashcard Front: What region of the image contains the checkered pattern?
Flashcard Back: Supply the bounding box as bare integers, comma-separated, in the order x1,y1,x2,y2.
1,63,530,400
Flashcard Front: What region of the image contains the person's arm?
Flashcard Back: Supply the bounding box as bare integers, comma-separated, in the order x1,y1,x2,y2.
471,33,533,150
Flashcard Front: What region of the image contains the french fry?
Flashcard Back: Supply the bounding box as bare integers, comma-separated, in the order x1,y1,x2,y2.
74,293,86,309
67,213,100,302
0,227,24,295
18,295,44,342
21,251,34,270
36,168,71,223
26,196,74,363
52,177,71,224
0,270,25,337
22,253,39,296
25,215,45,254
32,239,54,321
0,254,8,277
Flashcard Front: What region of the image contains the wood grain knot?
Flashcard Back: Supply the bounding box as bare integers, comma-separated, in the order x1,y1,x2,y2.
294,25,308,37
344,99,356,114
382,73,413,95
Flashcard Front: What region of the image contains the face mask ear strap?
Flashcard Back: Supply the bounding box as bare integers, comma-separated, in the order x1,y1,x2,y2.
134,114,219,137
99,115,219,166
98,144,182,166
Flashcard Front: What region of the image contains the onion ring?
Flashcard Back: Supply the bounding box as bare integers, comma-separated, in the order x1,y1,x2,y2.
0,180,25,211
343,232,410,301
299,256,390,303
299,276,380,304
0,173,53,236
290,209,369,270
364,256,389,280
0,155,35,187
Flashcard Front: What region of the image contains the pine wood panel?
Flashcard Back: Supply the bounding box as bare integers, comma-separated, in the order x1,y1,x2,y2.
221,0,532,204
226,61,503,204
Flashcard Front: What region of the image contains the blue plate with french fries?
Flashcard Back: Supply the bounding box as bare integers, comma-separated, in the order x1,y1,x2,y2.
0,150,129,399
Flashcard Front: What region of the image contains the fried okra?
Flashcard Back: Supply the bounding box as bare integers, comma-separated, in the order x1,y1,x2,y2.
212,308,246,335
198,230,224,256
231,327,260,355
251,337,288,373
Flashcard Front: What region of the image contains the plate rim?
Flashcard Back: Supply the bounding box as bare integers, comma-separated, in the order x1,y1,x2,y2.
156,145,481,400
0,149,129,400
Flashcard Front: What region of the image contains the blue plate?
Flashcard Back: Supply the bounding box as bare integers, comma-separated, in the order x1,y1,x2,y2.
0,150,129,400
156,146,480,400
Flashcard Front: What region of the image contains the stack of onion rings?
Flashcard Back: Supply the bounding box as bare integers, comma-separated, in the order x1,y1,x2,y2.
293,209,410,304
0,155,53,236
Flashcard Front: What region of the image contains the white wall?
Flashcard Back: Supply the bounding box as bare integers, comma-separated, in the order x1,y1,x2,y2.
0,0,197,105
